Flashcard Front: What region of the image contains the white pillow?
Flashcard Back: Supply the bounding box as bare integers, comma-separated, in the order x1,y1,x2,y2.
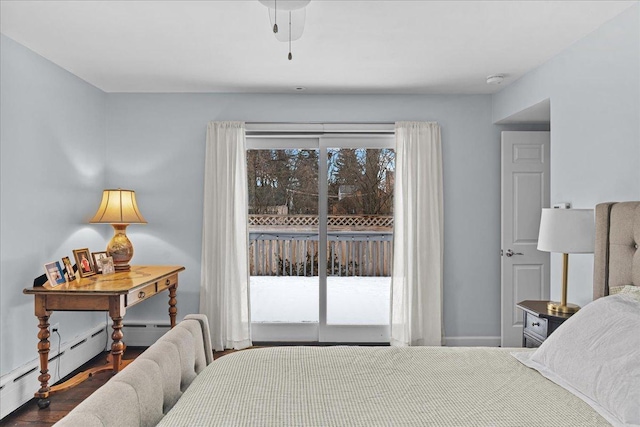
610,285,640,301
513,293,640,427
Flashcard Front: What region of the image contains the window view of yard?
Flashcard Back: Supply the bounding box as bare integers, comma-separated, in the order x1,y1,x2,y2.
247,147,394,325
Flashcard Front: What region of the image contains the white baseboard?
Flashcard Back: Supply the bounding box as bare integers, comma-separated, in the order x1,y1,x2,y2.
0,323,107,420
108,321,503,350
117,323,501,349
444,336,501,347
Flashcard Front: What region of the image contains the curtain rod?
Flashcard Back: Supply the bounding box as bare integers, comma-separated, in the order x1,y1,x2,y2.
245,122,395,135
246,122,395,125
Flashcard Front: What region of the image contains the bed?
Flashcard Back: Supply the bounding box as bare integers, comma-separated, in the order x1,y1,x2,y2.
56,202,640,426
158,346,610,426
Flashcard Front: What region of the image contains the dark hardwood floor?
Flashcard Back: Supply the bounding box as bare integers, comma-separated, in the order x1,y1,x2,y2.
1,347,234,426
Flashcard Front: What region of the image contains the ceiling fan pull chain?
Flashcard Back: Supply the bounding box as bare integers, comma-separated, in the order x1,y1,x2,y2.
288,11,292,60
273,0,278,33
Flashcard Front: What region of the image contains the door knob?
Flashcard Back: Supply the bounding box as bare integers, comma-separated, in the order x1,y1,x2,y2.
505,249,523,257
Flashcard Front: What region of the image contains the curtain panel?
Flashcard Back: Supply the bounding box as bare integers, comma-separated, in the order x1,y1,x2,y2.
200,121,252,351
391,121,444,346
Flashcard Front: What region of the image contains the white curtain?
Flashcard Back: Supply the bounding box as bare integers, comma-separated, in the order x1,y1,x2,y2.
390,122,444,347
200,121,252,351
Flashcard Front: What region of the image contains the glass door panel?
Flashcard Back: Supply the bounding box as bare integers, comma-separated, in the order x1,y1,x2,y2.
325,147,395,326
247,134,394,343
247,148,319,326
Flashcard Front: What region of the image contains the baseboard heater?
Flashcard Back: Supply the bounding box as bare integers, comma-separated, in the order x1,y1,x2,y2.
0,324,107,420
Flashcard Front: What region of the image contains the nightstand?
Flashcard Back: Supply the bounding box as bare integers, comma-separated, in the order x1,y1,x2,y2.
516,300,576,348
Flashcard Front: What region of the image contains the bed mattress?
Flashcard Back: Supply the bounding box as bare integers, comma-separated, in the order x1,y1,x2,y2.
158,346,610,426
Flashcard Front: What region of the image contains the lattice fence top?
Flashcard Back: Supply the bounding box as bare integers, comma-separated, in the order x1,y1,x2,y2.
250,215,318,227
249,215,393,229
329,216,393,228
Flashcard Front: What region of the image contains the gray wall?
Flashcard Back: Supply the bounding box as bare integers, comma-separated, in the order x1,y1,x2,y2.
492,4,640,306
0,35,107,375
105,93,501,340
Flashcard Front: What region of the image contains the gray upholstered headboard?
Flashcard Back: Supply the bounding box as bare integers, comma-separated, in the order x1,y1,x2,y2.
593,201,640,299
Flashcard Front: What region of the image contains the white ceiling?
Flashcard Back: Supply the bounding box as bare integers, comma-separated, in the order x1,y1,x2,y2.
0,1,636,94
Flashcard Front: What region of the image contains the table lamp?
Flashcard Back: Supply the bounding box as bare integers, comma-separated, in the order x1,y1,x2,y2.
537,208,595,313
90,189,147,271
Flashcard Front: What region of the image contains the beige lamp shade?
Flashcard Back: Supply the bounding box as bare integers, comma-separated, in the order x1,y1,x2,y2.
537,208,595,254
90,189,147,224
90,189,146,271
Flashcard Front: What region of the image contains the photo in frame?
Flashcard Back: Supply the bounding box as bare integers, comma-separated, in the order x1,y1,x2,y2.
44,261,66,287
61,256,76,281
101,256,115,275
73,248,96,278
92,251,109,274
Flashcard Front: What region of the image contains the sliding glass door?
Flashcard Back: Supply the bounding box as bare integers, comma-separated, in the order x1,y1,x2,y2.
247,135,394,342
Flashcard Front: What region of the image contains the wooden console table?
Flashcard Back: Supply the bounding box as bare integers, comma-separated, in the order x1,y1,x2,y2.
23,265,185,409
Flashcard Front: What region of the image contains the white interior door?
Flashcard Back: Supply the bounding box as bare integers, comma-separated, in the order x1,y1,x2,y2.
501,131,550,347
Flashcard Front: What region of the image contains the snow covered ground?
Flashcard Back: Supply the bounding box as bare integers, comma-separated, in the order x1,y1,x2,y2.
250,276,390,325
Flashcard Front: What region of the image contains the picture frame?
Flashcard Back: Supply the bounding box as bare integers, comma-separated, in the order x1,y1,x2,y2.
73,248,96,278
44,261,66,287
61,256,76,281
101,256,115,275
92,251,109,274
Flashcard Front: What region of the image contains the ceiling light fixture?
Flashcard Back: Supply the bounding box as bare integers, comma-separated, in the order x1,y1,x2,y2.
259,0,310,61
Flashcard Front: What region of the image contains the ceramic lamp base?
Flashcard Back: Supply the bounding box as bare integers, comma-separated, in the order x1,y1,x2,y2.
547,301,580,314
107,224,133,271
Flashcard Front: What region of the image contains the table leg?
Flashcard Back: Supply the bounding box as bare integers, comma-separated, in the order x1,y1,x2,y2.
168,284,178,328
109,296,126,373
110,315,124,373
36,314,51,409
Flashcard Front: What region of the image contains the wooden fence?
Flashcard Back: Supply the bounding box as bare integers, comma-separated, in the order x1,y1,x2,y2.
249,232,393,277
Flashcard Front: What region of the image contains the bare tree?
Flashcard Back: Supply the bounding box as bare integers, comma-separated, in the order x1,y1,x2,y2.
247,149,288,214
328,148,394,215
248,148,393,216
287,149,319,214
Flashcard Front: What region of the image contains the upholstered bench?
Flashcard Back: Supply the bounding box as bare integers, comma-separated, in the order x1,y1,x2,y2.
54,314,213,426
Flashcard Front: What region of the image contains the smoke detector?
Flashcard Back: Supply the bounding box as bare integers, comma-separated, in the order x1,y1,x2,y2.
486,74,505,85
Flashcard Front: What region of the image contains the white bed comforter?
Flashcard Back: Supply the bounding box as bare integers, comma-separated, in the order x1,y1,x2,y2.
158,346,610,427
